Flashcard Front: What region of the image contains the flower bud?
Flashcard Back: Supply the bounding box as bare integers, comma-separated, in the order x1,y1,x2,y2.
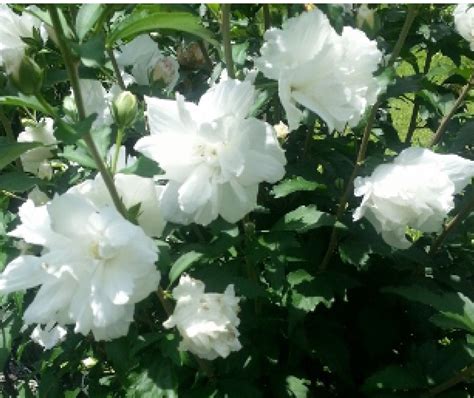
151,56,179,91
112,91,138,129
10,56,43,95
356,4,375,31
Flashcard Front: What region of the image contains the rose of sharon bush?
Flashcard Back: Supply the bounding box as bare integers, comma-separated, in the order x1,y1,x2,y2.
135,78,287,225
163,275,242,360
0,185,161,341
255,9,382,132
454,4,474,50
353,147,474,249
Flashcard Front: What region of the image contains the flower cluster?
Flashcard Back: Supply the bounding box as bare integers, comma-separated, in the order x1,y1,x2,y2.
0,181,161,341
135,78,287,225
116,34,179,91
353,148,474,249
164,275,242,360
256,9,382,131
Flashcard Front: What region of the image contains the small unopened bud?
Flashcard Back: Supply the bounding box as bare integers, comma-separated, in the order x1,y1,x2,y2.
304,4,316,11
177,42,206,68
356,4,375,30
10,56,43,95
274,121,289,141
112,91,138,129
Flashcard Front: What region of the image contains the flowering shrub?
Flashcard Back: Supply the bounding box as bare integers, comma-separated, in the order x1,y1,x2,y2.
0,4,474,397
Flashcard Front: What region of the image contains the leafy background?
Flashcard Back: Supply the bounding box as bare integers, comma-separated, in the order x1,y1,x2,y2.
1,3,474,397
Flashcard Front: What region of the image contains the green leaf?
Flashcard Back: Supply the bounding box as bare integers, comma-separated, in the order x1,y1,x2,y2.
0,142,41,170
273,205,339,233
384,286,474,333
286,376,310,398
0,95,51,115
0,172,40,192
271,177,321,199
362,364,426,392
168,251,204,286
107,11,219,49
127,358,177,398
54,113,97,144
77,33,106,68
121,156,161,178
76,4,106,41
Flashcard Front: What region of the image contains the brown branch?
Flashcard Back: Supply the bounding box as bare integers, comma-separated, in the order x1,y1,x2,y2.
430,72,474,147
423,362,474,397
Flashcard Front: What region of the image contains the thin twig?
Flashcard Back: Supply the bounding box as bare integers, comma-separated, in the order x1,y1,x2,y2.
221,4,235,79
406,49,433,144
430,194,474,254
430,71,474,147
263,4,271,31
423,362,474,397
107,48,126,90
318,5,419,272
48,5,128,219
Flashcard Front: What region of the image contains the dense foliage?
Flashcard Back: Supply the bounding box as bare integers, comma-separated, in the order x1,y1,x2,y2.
1,3,474,397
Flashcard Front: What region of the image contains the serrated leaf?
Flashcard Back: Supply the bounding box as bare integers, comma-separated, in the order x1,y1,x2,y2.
384,285,474,333
272,177,320,199
76,4,106,41
107,11,219,49
168,251,204,286
362,364,426,392
0,172,40,192
286,376,310,398
273,205,339,233
0,95,51,115
0,142,41,170
127,358,177,398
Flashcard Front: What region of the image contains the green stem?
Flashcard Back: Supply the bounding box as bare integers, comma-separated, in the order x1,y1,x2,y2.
318,5,419,272
0,108,22,171
111,127,124,174
107,47,126,91
48,5,128,219
263,4,271,31
430,71,474,147
221,4,235,79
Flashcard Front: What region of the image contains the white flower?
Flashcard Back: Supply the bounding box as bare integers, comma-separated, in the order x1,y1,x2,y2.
0,187,160,341
353,147,474,249
30,322,67,350
135,79,287,225
18,117,56,179
152,56,180,91
274,121,289,141
70,173,166,238
116,35,178,87
255,10,382,132
356,4,375,30
0,5,46,74
454,4,474,50
78,79,114,130
163,275,242,360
